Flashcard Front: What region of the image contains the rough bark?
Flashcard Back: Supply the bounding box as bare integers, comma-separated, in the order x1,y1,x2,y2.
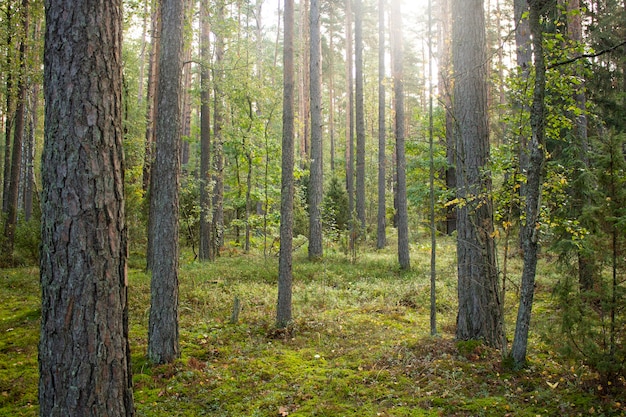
452,0,503,347
376,0,387,249
2,4,14,214
39,0,134,413
147,0,184,364
510,2,546,368
212,0,226,255
277,0,295,328
308,0,323,260
355,0,366,231
391,0,410,270
199,0,212,261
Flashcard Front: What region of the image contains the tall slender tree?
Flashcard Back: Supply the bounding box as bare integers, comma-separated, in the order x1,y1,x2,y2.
277,0,295,328
510,0,548,368
391,0,410,270
2,0,29,263
39,0,134,413
308,0,323,260
376,0,387,249
147,0,184,364
355,0,366,230
345,0,355,250
199,0,212,261
452,0,503,347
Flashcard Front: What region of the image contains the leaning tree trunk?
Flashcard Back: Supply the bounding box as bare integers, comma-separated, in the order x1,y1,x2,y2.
452,0,503,347
39,0,134,414
510,1,547,368
147,0,184,365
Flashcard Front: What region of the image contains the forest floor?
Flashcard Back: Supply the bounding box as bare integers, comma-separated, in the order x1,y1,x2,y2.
1,236,624,416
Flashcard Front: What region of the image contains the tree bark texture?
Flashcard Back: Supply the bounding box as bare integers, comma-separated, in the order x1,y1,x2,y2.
39,0,134,414
452,0,503,347
376,0,387,249
308,0,323,260
510,3,546,368
199,0,212,261
148,0,184,364
355,0,366,231
391,0,410,270
212,0,226,255
277,0,295,328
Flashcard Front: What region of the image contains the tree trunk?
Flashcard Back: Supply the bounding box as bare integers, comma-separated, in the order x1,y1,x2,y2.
199,0,212,261
148,0,184,364
452,0,502,347
2,4,14,215
308,0,323,260
376,0,386,250
39,0,134,413
437,0,456,235
510,2,546,368
23,81,38,221
566,0,594,291
3,0,29,263
212,0,226,255
391,0,410,270
328,3,336,173
277,0,295,328
345,0,355,250
142,0,161,193
355,0,366,231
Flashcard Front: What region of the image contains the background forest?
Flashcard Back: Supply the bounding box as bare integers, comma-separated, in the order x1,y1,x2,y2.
1,0,625,415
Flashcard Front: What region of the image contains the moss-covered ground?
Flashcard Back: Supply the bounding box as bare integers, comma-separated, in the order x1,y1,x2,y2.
1,237,624,416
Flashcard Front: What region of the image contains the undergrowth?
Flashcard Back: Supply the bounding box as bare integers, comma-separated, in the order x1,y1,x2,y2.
1,237,624,416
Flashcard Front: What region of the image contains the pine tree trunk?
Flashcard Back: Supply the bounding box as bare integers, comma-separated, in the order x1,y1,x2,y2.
2,4,14,215
212,0,226,255
39,0,134,413
452,0,502,347
308,0,323,260
3,0,29,263
355,0,366,231
199,0,212,261
391,0,410,270
277,0,295,328
510,2,546,367
345,0,355,250
376,0,387,250
148,0,184,364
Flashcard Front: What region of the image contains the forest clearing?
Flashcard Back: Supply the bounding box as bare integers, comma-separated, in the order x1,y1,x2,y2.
1,237,624,416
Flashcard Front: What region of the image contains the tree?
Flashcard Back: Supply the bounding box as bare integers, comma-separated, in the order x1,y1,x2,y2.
277,0,295,328
391,0,410,270
2,0,28,263
376,0,387,250
199,0,212,261
39,0,134,413
355,0,366,231
308,0,323,260
345,0,355,251
452,0,502,347
510,0,548,369
147,0,184,364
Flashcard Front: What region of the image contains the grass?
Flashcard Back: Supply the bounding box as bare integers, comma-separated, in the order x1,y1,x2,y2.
1,236,625,416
